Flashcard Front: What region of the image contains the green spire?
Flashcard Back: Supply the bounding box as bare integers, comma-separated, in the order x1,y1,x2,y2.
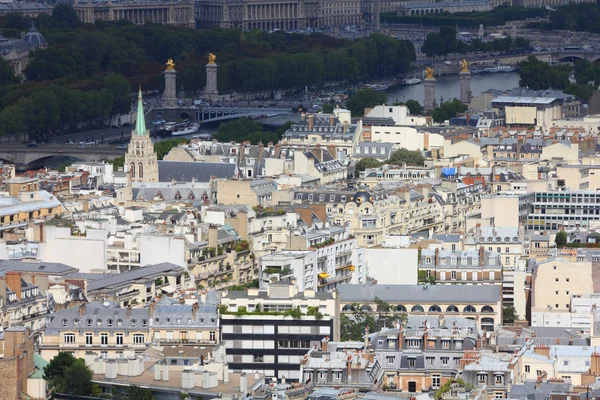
135,85,146,136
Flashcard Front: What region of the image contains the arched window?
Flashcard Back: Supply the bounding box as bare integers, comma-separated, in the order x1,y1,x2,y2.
360,305,372,312
411,305,424,312
156,191,164,200
481,306,494,313
463,305,476,313
396,304,407,312
446,305,459,313
138,163,143,179
130,163,136,178
481,317,494,331
136,142,140,155
175,191,182,201
188,192,196,201
342,304,354,312
428,305,442,312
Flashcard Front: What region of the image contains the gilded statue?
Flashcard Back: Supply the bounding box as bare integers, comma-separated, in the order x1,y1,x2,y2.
460,60,469,73
166,58,175,71
424,67,434,79
208,53,217,64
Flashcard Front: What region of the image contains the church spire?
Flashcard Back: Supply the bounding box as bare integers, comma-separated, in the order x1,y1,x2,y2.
135,85,147,136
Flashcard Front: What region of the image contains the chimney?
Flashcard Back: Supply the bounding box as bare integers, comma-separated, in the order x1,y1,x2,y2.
127,305,132,317
329,114,334,127
327,144,336,159
435,248,439,267
313,144,323,163
343,121,348,133
321,336,330,352
398,324,404,350
307,114,314,131
534,345,550,358
423,325,428,347
301,112,306,121
192,302,199,320
479,246,484,266
363,325,369,349
6,271,22,299
347,355,352,372
208,224,219,248
439,313,445,328
149,302,156,318
79,302,87,318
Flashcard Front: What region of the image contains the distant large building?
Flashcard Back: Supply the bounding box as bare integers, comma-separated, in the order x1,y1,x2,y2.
73,0,195,27
0,24,47,77
195,0,361,30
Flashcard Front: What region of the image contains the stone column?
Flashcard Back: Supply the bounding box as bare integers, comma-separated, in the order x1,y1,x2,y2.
204,62,219,101
459,70,472,105
163,67,178,109
423,76,436,113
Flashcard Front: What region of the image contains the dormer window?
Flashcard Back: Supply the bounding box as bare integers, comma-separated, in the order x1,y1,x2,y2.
97,319,102,326
86,319,93,327
62,319,68,327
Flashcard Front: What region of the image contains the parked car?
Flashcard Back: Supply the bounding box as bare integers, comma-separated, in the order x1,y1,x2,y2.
26,142,37,148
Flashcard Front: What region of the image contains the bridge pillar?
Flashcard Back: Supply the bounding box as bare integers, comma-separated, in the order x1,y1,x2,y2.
204,62,219,102
163,67,178,109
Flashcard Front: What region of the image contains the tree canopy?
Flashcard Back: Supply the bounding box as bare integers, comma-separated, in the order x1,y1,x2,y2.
527,2,600,32
430,99,467,123
345,88,388,117
518,56,570,90
555,230,567,247
355,157,382,172
44,352,94,396
388,148,425,166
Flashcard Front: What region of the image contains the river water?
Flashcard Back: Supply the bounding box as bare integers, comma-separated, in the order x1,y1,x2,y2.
386,72,521,105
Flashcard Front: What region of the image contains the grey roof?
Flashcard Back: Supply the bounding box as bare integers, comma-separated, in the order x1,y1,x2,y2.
152,296,218,328
84,263,184,292
45,301,150,335
338,283,501,303
510,381,572,400
157,161,237,183
0,260,77,276
224,289,334,301
432,234,461,242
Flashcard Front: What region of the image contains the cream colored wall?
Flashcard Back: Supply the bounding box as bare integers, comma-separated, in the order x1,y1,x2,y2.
164,147,195,162
264,158,285,176
515,353,553,383
481,196,520,228
542,143,578,162
216,180,258,206
444,140,483,160
533,260,593,312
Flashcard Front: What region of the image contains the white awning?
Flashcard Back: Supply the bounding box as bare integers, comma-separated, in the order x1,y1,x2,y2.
161,285,176,294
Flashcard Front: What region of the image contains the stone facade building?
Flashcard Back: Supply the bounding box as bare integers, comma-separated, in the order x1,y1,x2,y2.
125,88,159,183
0,327,35,400
195,0,360,30
0,24,47,77
73,0,195,27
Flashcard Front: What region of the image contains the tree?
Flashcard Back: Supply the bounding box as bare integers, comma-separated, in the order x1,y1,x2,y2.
421,33,446,58
52,4,79,28
44,352,77,394
404,99,423,115
104,73,131,117
108,156,125,170
64,358,93,395
431,98,467,123
518,56,569,90
0,58,18,85
555,230,567,247
154,138,189,160
387,148,425,166
356,157,382,172
322,103,335,113
418,270,435,285
127,385,155,400
503,305,519,324
345,88,388,117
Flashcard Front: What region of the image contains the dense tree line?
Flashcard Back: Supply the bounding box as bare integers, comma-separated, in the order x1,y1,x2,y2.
345,88,388,116
355,148,426,172
381,5,546,28
421,26,530,58
527,2,600,32
213,119,292,145
0,6,414,137
431,99,468,123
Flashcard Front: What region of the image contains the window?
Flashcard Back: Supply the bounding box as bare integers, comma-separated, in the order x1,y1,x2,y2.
64,333,75,344
116,334,123,346
131,319,137,327
86,333,93,345
253,355,264,362
495,375,503,385
426,357,434,365
101,333,108,346
407,339,420,348
525,365,530,373
478,374,487,383
96,319,102,327
563,360,569,366
133,334,145,344
107,319,113,327
441,340,450,349
451,271,457,280
387,356,395,364
442,357,449,365
101,351,108,359
432,376,440,388
210,331,216,342
61,319,68,327
566,278,570,282
408,357,416,367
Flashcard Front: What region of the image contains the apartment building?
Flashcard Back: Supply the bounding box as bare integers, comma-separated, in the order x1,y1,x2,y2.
300,316,479,392
220,281,335,380
419,248,503,287
528,191,600,232
40,302,151,360
337,283,502,333
480,191,535,228
465,226,523,270
0,190,63,236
